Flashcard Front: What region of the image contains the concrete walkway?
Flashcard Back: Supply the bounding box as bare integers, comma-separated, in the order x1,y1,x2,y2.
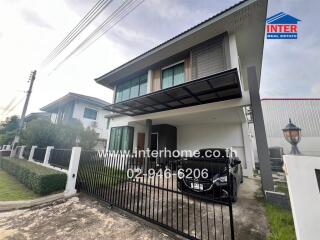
233,178,268,240
0,178,267,240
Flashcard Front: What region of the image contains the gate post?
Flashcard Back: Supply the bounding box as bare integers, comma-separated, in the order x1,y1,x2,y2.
29,146,37,161
9,146,17,158
64,147,82,196
43,146,54,165
19,145,26,159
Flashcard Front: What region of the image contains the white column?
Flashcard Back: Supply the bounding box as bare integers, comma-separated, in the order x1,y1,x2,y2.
19,145,26,159
241,122,254,177
29,146,37,161
43,146,54,165
64,147,82,196
9,146,18,158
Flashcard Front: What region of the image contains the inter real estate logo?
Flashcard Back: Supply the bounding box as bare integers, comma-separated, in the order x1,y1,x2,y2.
266,12,301,39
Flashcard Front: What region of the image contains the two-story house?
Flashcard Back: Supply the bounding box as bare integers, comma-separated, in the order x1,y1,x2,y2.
94,0,273,184
40,92,111,148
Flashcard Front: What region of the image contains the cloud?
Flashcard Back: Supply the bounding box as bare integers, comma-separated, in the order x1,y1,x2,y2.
20,8,54,30
311,83,320,97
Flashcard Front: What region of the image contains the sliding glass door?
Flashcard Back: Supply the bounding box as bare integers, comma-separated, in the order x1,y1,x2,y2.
108,126,134,152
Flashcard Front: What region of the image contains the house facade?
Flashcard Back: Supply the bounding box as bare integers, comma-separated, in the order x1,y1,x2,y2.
40,93,110,145
95,0,270,178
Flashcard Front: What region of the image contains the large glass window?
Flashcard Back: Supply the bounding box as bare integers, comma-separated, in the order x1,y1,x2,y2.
115,73,148,103
161,63,185,89
83,108,97,120
108,126,134,151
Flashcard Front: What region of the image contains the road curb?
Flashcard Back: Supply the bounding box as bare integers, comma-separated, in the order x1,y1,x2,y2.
0,192,77,212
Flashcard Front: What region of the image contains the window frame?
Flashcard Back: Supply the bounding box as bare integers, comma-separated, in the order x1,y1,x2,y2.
83,107,98,120
108,126,134,151
161,61,185,89
115,73,148,103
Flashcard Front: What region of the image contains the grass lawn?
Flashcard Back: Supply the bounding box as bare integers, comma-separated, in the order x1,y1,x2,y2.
0,170,39,201
265,202,296,240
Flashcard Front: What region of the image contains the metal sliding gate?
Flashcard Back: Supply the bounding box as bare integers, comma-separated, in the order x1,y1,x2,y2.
76,151,235,240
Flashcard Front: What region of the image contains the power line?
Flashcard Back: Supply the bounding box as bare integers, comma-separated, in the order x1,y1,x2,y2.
78,0,144,55
3,96,25,117
51,0,144,72
41,0,111,67
41,0,113,68
0,97,17,116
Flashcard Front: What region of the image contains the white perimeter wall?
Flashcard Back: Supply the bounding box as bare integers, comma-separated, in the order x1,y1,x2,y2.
72,101,109,139
284,155,320,240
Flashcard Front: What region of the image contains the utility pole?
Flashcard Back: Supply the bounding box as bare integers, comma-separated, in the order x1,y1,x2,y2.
11,70,37,148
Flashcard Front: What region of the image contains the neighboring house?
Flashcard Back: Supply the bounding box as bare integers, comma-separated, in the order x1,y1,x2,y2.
24,112,50,127
40,93,111,148
94,0,269,178
262,98,320,156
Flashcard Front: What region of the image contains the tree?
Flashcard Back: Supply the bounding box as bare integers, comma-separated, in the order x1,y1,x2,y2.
0,115,20,145
20,119,98,150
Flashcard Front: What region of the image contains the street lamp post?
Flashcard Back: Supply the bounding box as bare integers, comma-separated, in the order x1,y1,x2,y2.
282,118,302,155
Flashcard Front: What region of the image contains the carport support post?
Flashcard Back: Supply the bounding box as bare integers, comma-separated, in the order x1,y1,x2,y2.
43,146,54,165
19,145,26,159
247,66,274,192
64,147,82,196
144,119,152,171
28,146,37,161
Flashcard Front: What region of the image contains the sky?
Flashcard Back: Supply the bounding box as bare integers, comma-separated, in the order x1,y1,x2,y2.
0,0,319,121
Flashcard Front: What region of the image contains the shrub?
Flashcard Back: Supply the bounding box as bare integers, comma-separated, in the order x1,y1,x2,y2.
20,119,98,149
0,157,67,195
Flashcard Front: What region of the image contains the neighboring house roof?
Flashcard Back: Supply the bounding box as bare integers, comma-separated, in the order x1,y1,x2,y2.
266,12,301,24
95,0,267,88
40,92,110,112
25,112,50,122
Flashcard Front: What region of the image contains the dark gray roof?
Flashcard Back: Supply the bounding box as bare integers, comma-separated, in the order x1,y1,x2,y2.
68,92,109,106
41,92,110,112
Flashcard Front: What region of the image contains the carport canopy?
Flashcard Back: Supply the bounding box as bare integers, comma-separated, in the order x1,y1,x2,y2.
104,68,241,116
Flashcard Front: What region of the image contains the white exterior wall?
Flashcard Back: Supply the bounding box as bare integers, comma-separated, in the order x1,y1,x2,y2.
72,101,109,139
177,122,252,176
177,123,243,151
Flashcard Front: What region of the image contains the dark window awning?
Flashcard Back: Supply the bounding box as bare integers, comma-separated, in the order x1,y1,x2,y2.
104,68,241,116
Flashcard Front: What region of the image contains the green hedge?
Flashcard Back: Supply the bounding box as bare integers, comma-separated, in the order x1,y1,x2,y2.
0,157,67,195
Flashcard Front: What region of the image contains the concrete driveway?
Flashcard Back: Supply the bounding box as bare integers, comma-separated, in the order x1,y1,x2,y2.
0,178,267,240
